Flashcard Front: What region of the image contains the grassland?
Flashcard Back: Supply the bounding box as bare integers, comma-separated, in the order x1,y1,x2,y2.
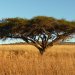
0,44,75,75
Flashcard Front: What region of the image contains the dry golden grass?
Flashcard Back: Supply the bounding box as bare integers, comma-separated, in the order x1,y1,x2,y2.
0,44,75,75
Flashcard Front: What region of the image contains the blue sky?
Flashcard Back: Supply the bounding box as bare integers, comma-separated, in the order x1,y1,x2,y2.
0,0,75,20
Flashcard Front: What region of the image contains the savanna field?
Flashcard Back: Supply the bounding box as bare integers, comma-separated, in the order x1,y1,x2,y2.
0,44,75,75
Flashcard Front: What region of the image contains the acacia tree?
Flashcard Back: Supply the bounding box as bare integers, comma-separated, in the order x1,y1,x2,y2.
0,16,75,54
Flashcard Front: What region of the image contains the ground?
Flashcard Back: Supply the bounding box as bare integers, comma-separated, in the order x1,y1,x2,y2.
0,44,75,75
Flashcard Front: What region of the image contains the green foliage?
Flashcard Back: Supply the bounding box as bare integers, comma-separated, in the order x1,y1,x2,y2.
0,16,75,36
30,16,56,30
0,16,75,54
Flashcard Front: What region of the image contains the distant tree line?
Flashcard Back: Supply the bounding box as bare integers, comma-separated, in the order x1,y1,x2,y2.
0,16,75,54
